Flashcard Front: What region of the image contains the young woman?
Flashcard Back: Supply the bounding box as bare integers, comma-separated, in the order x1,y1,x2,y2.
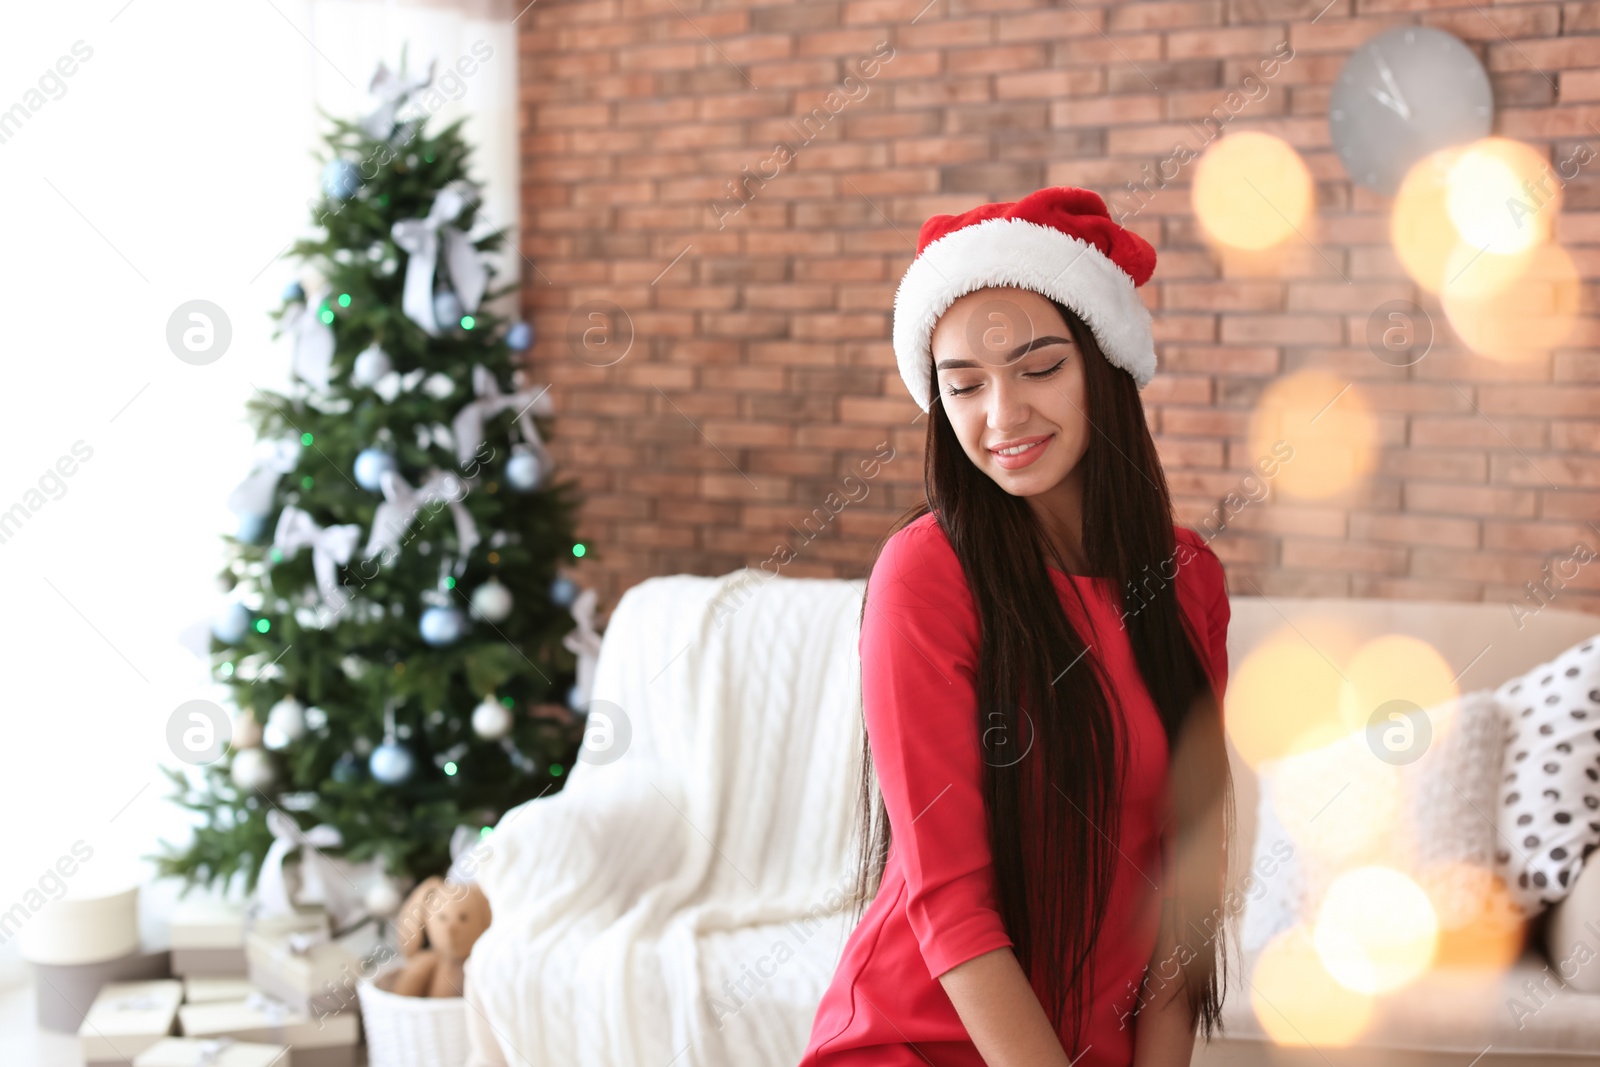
798,187,1235,1067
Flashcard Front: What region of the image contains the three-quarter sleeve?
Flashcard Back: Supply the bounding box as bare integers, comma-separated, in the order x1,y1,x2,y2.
860,521,1014,980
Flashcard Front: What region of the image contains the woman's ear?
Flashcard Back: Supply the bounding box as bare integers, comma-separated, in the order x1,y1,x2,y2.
395,875,443,956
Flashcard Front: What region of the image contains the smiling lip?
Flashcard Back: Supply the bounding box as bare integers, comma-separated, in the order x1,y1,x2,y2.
989,433,1053,470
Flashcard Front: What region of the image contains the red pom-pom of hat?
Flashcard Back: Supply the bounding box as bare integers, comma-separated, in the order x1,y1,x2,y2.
892,186,1159,411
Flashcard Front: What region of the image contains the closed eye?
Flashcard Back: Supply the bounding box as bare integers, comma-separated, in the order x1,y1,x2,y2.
945,356,1068,398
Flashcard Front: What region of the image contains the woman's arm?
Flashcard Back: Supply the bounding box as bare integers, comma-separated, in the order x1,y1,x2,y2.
938,947,1074,1067
1131,900,1199,1067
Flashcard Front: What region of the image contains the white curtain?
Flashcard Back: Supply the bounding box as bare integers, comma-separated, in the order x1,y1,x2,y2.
0,0,520,989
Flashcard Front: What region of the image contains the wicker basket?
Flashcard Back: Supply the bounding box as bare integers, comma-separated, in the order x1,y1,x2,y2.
356,964,472,1067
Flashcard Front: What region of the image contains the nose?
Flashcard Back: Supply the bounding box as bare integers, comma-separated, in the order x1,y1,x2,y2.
987,373,1032,433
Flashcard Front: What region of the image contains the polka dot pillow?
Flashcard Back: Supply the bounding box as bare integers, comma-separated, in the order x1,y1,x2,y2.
1495,633,1600,915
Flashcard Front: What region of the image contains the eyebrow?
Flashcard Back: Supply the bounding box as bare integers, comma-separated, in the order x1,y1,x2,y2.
935,335,1074,370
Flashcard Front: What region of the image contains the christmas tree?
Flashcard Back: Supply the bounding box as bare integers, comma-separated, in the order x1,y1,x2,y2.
158,59,589,901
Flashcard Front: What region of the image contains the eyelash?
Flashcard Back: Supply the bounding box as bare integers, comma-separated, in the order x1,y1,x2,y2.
945,357,1068,398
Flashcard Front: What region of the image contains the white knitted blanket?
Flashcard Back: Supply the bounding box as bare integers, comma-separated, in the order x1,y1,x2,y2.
464,569,868,1067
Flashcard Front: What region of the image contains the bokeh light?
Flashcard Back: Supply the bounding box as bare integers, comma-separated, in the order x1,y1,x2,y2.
1193,132,1315,250
1443,240,1582,363
1445,137,1557,257
1313,866,1439,995
1251,924,1374,1046
1337,635,1459,739
1248,369,1378,501
1225,621,1361,769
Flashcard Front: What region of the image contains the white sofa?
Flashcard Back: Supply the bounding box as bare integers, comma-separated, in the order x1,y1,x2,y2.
465,567,1600,1067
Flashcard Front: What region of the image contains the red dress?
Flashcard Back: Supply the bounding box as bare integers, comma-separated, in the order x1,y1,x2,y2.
798,512,1230,1067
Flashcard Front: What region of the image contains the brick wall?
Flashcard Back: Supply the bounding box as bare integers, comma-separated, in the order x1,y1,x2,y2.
516,0,1600,619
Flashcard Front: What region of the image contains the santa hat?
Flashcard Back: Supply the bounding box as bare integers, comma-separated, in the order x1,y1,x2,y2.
891,186,1159,412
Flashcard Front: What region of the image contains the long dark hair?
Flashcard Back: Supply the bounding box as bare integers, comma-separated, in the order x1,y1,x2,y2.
849,298,1234,1052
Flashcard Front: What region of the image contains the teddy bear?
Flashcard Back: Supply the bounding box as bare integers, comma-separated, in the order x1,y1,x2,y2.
389,876,492,998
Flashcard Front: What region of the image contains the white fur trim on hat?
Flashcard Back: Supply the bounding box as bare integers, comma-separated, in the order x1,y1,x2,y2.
891,216,1156,411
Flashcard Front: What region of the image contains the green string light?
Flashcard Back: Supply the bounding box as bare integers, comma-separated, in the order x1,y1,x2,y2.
444,761,458,776
254,618,270,633
337,293,351,308
318,306,334,324
300,475,314,490
300,432,314,445
460,315,475,330
444,576,456,589
572,543,586,558
551,764,564,777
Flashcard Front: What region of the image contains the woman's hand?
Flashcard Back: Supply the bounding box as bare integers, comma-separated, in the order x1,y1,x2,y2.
937,947,1076,1067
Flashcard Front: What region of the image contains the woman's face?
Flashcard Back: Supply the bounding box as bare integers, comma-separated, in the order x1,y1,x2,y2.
930,286,1090,498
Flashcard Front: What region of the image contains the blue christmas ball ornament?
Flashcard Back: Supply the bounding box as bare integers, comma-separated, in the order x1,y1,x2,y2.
369,742,414,785
235,513,266,544
433,291,464,332
281,280,305,304
353,449,398,492
321,158,362,201
331,753,360,784
505,450,543,492
211,602,252,644
419,605,468,646
505,321,533,351
549,576,578,607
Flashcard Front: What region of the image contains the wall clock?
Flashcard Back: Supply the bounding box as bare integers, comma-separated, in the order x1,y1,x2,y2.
1329,25,1494,196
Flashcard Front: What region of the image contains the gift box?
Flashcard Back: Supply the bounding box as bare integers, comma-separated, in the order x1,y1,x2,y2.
20,884,140,966
30,947,170,1032
245,921,385,1018
170,901,328,978
78,979,183,1066
181,976,256,1004
177,995,359,1067
133,1037,290,1067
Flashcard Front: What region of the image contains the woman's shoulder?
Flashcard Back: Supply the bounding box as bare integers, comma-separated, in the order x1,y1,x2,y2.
868,512,970,604
1172,524,1227,601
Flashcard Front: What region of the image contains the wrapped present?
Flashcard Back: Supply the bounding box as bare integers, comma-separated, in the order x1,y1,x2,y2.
78,979,183,1066
170,900,327,978
20,884,140,966
177,994,359,1067
245,920,385,1018
133,1037,289,1067
181,977,255,1004
30,947,170,1032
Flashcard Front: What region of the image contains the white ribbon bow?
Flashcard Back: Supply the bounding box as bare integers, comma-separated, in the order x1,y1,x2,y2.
562,588,603,710
361,58,436,141
244,992,293,1027
255,809,344,921
273,506,361,612
365,468,480,564
281,294,336,391
450,364,554,471
227,437,302,521
194,1038,237,1066
390,181,487,336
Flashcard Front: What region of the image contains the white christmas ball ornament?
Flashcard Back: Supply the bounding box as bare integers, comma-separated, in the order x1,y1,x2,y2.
232,708,263,750
369,742,415,785
231,748,275,791
470,580,513,623
354,449,398,492
263,697,306,751
351,345,393,387
472,697,513,741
